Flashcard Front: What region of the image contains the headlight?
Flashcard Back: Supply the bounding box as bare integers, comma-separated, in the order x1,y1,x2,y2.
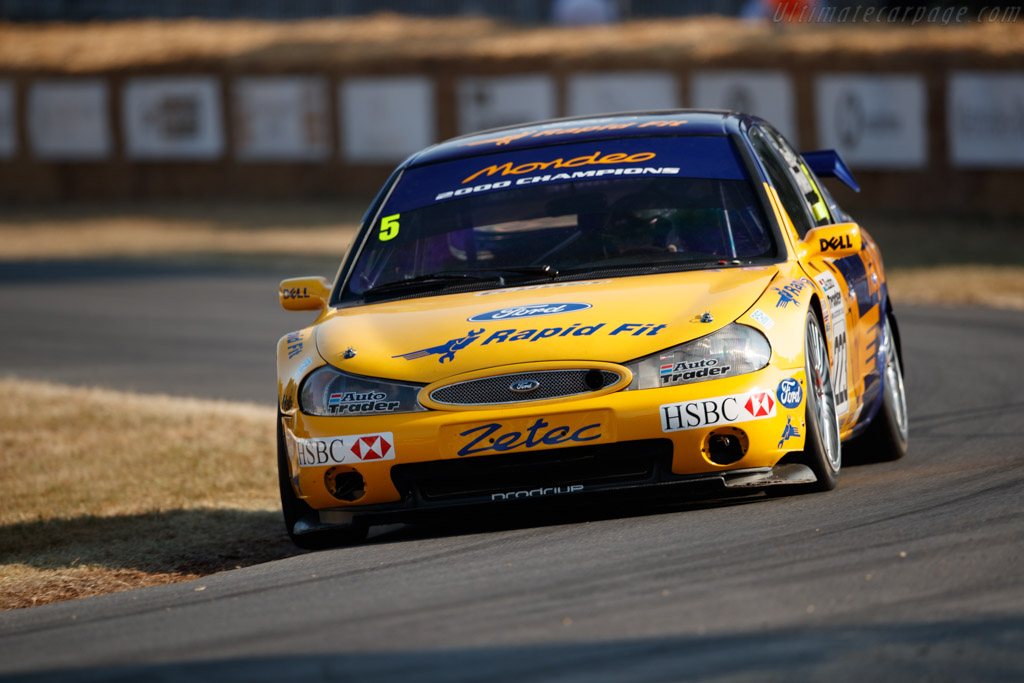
299,366,427,416
625,323,771,390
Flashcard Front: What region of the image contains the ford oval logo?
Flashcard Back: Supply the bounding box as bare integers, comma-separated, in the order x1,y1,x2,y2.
468,302,591,322
509,379,541,393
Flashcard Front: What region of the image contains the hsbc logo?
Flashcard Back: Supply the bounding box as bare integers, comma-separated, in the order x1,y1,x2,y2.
290,432,396,467
660,390,777,433
349,435,392,461
745,392,775,418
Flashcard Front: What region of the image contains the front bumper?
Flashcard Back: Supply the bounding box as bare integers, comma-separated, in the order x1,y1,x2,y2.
281,365,810,526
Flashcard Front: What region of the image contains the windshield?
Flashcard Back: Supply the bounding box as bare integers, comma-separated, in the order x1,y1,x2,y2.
344,136,774,301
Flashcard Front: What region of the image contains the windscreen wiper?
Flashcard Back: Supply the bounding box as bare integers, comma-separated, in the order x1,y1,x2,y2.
363,272,501,299
456,265,561,279
552,259,729,277
363,266,560,300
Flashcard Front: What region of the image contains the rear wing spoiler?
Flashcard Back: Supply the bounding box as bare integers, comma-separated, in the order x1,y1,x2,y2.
802,149,860,193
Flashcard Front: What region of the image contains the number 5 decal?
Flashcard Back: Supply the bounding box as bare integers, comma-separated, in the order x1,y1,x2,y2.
379,213,400,241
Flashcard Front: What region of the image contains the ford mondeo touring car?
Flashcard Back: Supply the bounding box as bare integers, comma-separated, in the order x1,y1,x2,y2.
276,111,908,548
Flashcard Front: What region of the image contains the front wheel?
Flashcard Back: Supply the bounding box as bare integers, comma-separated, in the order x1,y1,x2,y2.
800,310,842,491
850,314,909,462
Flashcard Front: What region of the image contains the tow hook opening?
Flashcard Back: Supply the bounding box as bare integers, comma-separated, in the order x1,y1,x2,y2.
703,427,748,466
325,466,366,502
584,369,605,391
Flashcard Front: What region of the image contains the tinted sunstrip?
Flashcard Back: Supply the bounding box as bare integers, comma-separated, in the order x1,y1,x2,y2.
384,136,749,214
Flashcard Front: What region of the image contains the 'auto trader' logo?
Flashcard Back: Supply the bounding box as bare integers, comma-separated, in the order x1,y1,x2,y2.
468,302,591,322
393,329,485,364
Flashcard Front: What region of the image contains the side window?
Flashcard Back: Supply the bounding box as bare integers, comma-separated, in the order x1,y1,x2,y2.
760,125,833,228
808,167,852,224
748,127,816,238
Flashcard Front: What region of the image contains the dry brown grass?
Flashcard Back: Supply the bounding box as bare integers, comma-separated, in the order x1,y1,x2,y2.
888,265,1024,310
0,378,299,611
0,15,1021,73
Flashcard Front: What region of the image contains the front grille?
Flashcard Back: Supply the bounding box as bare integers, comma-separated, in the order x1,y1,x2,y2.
429,369,621,406
391,439,673,502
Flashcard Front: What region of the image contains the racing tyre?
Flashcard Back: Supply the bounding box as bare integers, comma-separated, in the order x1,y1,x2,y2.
799,310,842,491
851,314,909,462
277,416,368,550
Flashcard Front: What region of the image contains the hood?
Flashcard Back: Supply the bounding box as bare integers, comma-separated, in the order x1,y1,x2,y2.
316,267,777,383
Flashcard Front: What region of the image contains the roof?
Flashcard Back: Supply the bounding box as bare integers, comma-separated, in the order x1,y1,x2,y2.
409,110,747,167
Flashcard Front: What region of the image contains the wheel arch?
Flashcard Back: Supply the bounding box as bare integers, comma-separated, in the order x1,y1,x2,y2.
882,288,904,369
807,292,829,363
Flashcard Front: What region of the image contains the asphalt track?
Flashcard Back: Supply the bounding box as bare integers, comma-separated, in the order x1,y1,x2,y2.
1,262,1022,681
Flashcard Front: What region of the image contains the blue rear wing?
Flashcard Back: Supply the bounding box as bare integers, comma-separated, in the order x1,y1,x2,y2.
802,149,860,193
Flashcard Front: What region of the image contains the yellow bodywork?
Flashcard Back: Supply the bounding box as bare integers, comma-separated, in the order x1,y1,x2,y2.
276,249,884,512
276,166,890,514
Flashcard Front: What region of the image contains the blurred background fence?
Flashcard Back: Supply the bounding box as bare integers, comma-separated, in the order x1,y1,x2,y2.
0,5,1022,213
2,0,747,22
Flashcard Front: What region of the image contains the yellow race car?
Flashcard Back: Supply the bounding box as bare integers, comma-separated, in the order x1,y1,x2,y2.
276,111,908,548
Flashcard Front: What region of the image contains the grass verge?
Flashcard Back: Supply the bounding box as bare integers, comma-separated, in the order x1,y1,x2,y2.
0,378,299,610
888,265,1024,310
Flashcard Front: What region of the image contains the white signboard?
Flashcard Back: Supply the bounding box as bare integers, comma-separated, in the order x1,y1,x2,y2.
28,79,111,160
234,77,330,161
948,71,1024,168
122,77,224,159
690,70,798,144
815,74,927,169
0,80,14,159
341,77,435,163
457,75,556,135
567,72,678,116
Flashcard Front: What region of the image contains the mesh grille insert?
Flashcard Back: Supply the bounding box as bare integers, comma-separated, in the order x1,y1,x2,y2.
429,369,621,406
